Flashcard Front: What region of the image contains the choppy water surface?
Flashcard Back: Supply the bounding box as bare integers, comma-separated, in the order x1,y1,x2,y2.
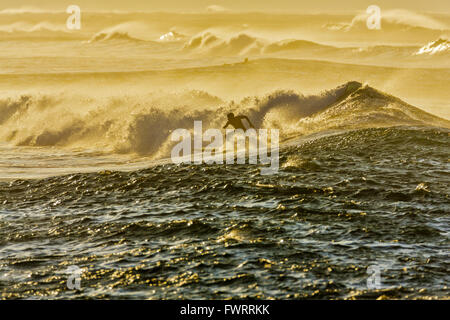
1,127,448,299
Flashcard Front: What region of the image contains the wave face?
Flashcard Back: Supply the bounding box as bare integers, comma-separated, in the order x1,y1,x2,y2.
1,125,448,299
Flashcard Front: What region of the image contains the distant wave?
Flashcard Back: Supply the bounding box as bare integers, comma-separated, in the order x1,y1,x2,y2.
88,31,144,43
87,22,156,43
184,32,264,55
206,5,230,13
324,9,450,32
184,32,339,56
415,38,450,55
180,31,450,67
0,21,67,33
0,21,85,40
0,82,448,158
262,39,335,54
182,32,433,64
0,7,61,14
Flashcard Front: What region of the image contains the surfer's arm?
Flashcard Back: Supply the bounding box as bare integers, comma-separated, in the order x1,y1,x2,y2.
242,116,255,129
223,121,230,129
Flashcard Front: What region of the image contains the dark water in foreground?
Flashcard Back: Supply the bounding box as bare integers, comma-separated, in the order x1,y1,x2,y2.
0,127,449,299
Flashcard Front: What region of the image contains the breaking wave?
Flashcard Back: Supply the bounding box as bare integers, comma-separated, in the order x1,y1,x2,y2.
87,22,156,43
159,31,186,42
182,32,446,62
0,82,448,158
415,38,450,55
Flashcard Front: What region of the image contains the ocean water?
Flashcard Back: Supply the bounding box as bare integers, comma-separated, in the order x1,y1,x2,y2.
1,125,449,299
0,10,449,300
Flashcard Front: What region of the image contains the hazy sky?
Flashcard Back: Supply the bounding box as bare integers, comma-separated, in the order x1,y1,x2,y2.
1,0,449,13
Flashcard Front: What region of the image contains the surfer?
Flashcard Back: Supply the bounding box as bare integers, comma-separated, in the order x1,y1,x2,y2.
223,113,255,130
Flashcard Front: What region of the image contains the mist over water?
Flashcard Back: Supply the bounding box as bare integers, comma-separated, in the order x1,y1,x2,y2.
0,8,449,299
